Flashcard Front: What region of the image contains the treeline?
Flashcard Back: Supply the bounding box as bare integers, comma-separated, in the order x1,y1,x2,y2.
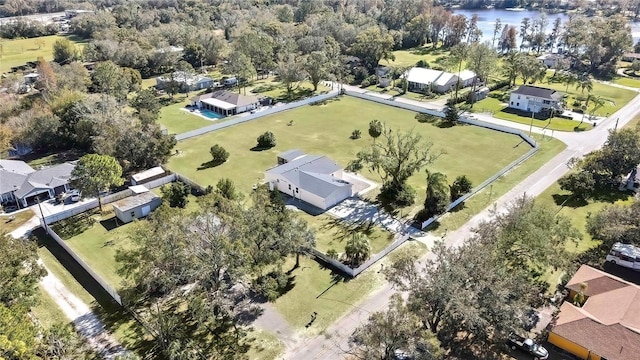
348,196,580,359
0,230,95,358
115,186,315,358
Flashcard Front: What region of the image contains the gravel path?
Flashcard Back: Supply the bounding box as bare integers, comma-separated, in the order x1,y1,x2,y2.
11,218,128,359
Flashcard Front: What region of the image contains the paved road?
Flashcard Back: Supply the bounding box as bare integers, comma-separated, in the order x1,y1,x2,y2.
281,87,640,359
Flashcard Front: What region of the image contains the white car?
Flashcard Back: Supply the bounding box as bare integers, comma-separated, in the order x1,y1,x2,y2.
67,189,82,202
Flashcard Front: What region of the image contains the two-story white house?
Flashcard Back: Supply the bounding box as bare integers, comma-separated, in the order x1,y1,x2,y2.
509,85,563,114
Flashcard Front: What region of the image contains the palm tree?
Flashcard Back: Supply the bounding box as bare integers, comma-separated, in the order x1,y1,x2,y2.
563,72,577,92
424,171,450,218
575,72,593,94
579,94,605,126
345,233,371,266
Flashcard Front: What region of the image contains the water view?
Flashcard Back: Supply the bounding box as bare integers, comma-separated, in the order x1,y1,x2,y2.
451,8,640,45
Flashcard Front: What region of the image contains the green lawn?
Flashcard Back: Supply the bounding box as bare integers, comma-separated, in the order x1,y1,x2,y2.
168,96,531,214
0,209,35,234
52,210,136,289
248,78,331,102
157,96,213,135
385,46,453,69
432,134,567,235
472,97,593,132
296,212,394,255
246,330,284,360
32,286,70,329
611,76,640,88
0,35,86,73
273,241,427,333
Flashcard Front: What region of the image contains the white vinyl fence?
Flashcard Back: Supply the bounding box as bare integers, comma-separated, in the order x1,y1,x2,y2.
176,91,340,141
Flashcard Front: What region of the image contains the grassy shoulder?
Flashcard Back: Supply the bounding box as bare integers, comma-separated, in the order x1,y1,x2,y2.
273,241,427,334
31,286,71,329
168,96,530,215
0,35,86,73
0,209,35,233
431,134,567,235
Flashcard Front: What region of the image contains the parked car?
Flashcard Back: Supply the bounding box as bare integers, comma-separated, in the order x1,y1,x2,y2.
67,189,81,202
507,334,549,360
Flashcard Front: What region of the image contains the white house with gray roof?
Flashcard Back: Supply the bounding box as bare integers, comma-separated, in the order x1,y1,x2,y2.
265,151,355,210
0,160,75,208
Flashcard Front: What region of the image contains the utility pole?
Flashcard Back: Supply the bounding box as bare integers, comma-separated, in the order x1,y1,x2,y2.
37,195,47,231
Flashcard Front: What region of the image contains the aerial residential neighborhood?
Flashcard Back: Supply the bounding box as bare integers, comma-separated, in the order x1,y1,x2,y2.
3,1,640,360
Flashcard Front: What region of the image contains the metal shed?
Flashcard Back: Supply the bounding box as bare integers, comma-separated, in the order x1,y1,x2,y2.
112,189,161,224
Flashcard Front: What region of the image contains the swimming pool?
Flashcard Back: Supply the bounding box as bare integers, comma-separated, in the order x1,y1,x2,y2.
200,109,224,120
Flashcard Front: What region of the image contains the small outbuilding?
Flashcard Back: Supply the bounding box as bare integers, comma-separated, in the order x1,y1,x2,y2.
131,166,167,185
112,186,161,224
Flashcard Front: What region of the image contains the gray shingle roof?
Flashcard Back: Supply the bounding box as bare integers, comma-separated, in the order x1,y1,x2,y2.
266,155,350,198
0,160,35,175
192,90,259,108
278,149,305,163
512,85,562,100
8,162,75,199
0,171,28,194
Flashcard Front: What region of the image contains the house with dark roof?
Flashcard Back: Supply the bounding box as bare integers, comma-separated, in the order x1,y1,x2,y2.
509,85,563,114
548,265,640,360
265,151,355,210
0,160,76,208
190,90,260,116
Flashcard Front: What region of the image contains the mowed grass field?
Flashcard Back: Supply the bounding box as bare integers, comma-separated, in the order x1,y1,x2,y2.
0,35,85,73
168,96,531,213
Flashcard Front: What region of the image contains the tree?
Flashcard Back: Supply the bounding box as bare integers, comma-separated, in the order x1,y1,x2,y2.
131,88,161,125
450,175,473,201
422,171,449,220
386,239,533,358
632,60,640,73
257,131,276,149
345,233,371,266
466,42,497,103
351,129,362,139
52,38,78,65
38,324,92,359
352,127,441,208
209,144,229,165
443,105,459,126
518,55,546,84
277,53,307,99
348,294,443,360
0,234,45,308
368,120,383,141
586,198,640,248
558,171,596,200
520,17,531,51
216,178,239,200
91,61,132,100
492,18,502,48
576,72,593,94
476,196,579,275
350,27,395,72
226,51,256,95
183,42,206,70
304,51,331,92
502,52,521,87
71,154,124,211
567,129,640,191
161,182,190,208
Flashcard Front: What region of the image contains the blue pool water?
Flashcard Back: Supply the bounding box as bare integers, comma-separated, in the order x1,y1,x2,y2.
200,109,224,120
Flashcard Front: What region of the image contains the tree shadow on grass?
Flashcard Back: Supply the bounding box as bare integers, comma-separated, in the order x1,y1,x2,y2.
552,189,634,209
318,216,376,245
249,145,274,152
552,194,588,208
197,160,225,170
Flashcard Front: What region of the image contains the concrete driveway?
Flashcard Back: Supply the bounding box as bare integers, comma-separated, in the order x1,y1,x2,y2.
327,198,425,238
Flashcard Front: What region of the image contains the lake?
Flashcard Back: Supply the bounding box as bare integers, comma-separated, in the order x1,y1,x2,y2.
452,8,640,46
